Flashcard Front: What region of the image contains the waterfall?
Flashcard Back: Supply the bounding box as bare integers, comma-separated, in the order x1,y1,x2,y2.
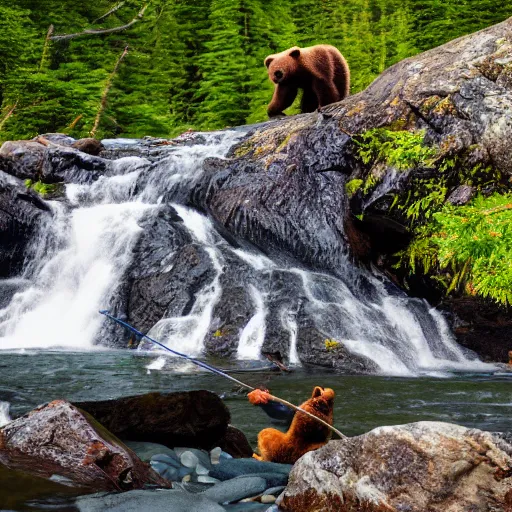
0,132,493,375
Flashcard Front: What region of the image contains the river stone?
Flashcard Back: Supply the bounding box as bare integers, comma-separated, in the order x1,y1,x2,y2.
234,472,288,488
175,447,212,469
151,452,181,467
76,489,226,512
74,391,231,451
278,421,512,512
0,400,167,492
123,441,177,461
209,459,292,482
224,503,271,511
201,475,268,504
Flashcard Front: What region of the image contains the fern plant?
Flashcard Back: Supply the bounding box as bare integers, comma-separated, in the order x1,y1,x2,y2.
400,193,512,305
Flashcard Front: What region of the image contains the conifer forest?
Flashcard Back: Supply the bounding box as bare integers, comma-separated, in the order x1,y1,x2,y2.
1,0,511,141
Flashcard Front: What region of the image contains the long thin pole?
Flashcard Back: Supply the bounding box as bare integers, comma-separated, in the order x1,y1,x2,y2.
100,310,345,439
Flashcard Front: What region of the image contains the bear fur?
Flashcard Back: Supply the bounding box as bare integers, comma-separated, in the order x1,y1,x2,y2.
248,386,335,464
264,45,350,117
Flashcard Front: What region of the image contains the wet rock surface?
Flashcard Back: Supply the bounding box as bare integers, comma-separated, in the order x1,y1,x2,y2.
279,421,512,512
0,173,50,277
75,391,234,452
0,400,166,492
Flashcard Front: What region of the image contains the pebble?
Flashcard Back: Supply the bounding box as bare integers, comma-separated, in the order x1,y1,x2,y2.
201,475,267,504
210,446,222,465
260,494,276,504
180,450,199,468
176,447,213,470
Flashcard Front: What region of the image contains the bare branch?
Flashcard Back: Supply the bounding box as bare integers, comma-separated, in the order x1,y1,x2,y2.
0,103,18,132
39,25,54,71
90,46,129,138
50,4,147,41
93,1,126,24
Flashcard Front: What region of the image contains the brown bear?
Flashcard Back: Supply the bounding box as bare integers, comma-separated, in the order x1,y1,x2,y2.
247,386,335,464
264,45,350,117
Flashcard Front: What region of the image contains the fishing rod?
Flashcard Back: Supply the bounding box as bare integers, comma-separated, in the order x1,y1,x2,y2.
100,310,345,439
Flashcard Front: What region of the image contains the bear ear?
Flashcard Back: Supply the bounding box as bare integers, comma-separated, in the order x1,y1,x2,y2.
264,56,274,68
289,47,301,58
312,386,324,398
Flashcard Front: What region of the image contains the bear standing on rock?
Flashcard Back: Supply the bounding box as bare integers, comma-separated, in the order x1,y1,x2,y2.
264,45,350,117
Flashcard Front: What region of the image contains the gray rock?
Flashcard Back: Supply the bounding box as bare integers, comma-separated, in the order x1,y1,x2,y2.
447,184,474,205
76,489,226,512
233,472,288,488
198,475,222,484
123,441,177,462
279,421,512,512
210,447,222,465
224,503,271,511
209,459,292,482
262,486,285,496
202,476,267,504
180,450,199,468
151,453,181,467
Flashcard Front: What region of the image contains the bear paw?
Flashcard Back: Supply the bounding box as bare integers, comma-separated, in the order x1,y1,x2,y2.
248,388,271,405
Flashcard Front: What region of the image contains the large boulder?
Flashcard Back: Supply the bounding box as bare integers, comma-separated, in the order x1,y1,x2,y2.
279,421,512,511
0,400,167,492
75,391,235,452
0,138,109,185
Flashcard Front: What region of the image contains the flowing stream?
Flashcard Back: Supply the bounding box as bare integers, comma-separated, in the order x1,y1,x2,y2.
0,132,494,376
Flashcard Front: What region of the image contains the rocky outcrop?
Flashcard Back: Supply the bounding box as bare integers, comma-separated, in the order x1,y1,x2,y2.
75,391,235,452
279,421,512,512
0,137,110,185
0,400,167,492
0,173,50,277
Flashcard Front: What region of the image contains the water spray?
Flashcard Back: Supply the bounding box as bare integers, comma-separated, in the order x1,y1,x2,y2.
100,310,345,439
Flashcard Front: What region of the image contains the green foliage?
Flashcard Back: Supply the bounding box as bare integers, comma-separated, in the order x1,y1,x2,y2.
1,0,510,140
358,128,437,171
24,179,62,197
324,338,341,351
401,194,512,305
345,179,364,197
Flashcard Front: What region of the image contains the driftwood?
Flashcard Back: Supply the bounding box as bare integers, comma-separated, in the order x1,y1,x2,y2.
50,4,147,41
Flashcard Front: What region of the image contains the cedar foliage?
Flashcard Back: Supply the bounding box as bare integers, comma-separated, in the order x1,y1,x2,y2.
0,0,510,139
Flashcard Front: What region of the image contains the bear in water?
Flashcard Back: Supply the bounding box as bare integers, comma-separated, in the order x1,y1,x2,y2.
264,45,350,117
248,386,335,464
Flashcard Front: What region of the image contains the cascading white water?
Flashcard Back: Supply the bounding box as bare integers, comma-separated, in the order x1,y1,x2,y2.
0,131,493,375
0,401,11,427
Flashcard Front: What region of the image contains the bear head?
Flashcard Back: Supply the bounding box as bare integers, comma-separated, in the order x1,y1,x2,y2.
264,47,302,84
302,386,335,417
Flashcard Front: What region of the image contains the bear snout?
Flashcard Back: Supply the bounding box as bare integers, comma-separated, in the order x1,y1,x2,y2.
273,70,284,83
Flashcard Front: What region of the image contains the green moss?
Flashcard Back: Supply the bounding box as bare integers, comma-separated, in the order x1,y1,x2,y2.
24,179,63,197
345,179,363,197
357,128,437,172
